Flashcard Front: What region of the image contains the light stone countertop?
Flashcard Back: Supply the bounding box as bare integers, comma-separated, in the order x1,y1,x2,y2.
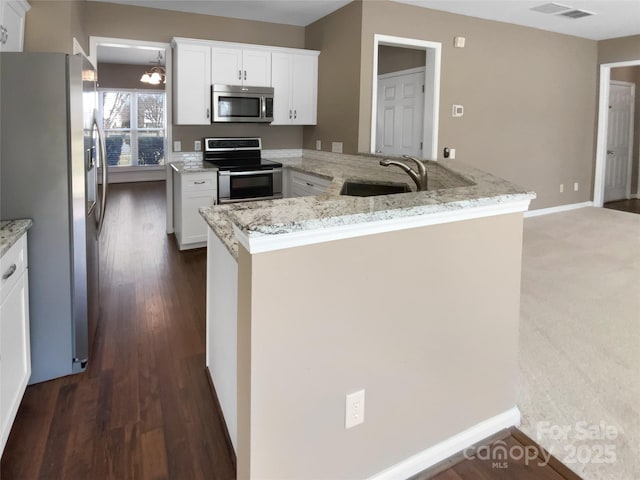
0,219,33,257
199,150,535,259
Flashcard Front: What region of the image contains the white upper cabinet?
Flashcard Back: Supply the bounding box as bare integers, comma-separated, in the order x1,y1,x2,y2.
173,41,212,125
271,52,318,125
0,0,30,52
172,38,318,126
211,47,271,87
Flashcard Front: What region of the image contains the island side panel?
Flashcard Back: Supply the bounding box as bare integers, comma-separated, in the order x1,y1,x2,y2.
237,212,524,480
206,229,239,451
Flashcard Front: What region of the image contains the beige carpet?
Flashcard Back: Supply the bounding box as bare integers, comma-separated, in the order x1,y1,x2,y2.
517,207,640,480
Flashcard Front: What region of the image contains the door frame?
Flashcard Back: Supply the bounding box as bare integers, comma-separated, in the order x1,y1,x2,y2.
607,80,635,201
88,36,174,232
594,60,640,206
376,66,426,157
370,34,441,160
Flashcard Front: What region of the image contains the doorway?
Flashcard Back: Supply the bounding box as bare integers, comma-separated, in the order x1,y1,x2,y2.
370,35,441,160
604,81,635,203
594,60,640,206
88,36,173,232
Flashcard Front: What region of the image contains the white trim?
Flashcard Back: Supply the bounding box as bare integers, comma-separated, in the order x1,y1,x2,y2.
366,407,521,480
234,198,531,254
524,201,593,218
378,66,426,80
594,59,640,207
370,34,441,161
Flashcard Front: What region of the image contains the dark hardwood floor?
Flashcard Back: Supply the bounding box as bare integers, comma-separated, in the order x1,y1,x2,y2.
2,181,579,479
1,181,235,480
604,198,640,214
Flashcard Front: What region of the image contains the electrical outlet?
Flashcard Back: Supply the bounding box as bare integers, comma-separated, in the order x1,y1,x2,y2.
332,142,343,153
173,141,182,152
560,184,564,193
452,105,464,117
345,390,365,429
449,148,456,159
574,182,579,191
316,140,322,150
194,140,201,151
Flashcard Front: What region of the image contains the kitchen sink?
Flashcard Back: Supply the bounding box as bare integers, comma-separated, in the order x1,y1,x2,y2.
339,181,411,197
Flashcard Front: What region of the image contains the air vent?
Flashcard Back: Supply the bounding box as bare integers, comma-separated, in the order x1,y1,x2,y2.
559,9,594,18
531,3,571,14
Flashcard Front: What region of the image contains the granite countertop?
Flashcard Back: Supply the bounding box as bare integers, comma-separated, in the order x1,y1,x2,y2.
199,150,535,259
0,219,33,257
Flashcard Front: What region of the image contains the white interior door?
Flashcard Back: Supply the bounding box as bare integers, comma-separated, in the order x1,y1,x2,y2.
376,69,424,157
605,82,634,203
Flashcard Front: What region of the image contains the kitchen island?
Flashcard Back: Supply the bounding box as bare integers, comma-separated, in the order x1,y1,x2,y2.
200,151,534,480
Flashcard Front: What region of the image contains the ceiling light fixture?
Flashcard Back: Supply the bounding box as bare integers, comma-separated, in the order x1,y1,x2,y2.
531,3,571,14
140,52,166,85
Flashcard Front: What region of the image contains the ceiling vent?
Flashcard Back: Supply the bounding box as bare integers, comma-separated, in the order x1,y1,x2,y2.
531,3,571,14
559,9,594,19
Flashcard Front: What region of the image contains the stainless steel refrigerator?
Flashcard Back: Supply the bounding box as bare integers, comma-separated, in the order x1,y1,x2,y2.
0,52,108,383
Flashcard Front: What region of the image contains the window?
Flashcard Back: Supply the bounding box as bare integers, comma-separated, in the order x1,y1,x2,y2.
99,89,166,167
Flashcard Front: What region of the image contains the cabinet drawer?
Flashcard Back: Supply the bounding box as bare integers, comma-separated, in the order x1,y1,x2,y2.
1,235,27,304
182,173,217,192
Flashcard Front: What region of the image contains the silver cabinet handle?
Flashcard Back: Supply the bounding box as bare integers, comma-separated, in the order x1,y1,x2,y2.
244,70,247,81
2,264,17,280
294,110,297,120
289,110,292,119
607,150,614,155
1,26,8,45
238,70,242,80
206,108,210,119
306,182,314,187
194,180,206,185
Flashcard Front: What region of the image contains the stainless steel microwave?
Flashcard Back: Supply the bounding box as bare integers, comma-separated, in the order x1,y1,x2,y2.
211,84,274,123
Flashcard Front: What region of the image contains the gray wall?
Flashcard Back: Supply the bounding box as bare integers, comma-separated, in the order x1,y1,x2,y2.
378,45,426,75
97,62,166,91
358,1,598,210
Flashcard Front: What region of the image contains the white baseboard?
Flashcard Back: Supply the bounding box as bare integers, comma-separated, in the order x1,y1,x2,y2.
366,407,521,480
524,201,593,218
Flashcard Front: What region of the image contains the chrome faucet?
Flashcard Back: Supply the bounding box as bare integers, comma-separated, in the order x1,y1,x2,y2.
379,155,428,191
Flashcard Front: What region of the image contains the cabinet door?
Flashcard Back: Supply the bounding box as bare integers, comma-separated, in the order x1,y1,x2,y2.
211,47,244,85
183,192,216,245
291,54,318,125
242,49,271,87
174,43,211,125
0,270,30,454
0,1,28,53
271,52,292,125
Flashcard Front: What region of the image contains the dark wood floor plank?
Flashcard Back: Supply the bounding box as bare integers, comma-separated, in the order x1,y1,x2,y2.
1,182,234,480
603,198,640,214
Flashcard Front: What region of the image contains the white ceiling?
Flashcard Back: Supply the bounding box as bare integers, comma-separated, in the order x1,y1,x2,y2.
393,0,640,41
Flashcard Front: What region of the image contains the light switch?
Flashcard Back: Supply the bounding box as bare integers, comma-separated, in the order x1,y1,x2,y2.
452,105,464,117
454,36,466,48
173,141,182,152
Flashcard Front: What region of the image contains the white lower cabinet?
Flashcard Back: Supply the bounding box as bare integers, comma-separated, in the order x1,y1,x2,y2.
287,169,331,197
173,171,217,250
0,233,30,455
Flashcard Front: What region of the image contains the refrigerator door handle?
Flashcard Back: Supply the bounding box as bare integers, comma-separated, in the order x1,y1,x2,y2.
94,110,108,235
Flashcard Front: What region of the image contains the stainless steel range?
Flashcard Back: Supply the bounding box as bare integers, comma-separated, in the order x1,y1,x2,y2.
203,137,283,204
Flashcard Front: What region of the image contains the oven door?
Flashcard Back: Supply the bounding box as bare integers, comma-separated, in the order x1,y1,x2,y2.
218,169,283,203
